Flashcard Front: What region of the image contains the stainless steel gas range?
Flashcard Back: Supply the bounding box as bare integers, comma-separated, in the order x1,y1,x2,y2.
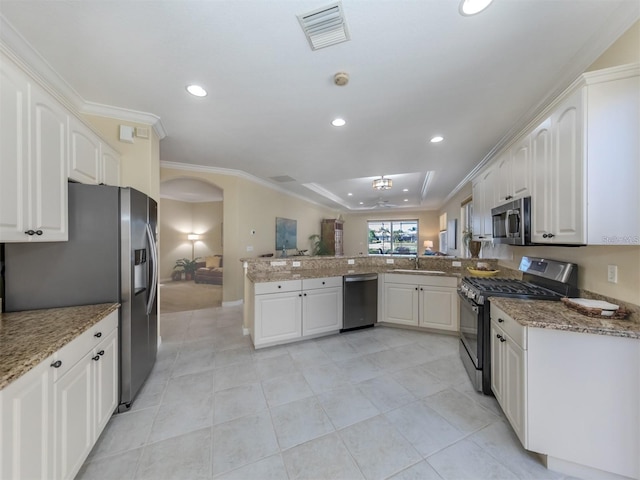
458,256,579,394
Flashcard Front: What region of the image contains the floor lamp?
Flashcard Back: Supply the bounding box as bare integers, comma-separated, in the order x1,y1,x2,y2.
188,233,200,260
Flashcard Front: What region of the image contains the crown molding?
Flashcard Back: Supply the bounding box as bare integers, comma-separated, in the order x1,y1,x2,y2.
82,102,167,139
0,14,167,139
160,161,334,210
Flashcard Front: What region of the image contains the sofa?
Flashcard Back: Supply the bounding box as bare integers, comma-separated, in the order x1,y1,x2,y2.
194,255,223,285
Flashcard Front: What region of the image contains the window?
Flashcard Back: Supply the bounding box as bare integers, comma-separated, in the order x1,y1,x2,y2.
367,220,418,255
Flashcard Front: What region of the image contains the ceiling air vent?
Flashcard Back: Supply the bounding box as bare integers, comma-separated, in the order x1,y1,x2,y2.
297,2,350,51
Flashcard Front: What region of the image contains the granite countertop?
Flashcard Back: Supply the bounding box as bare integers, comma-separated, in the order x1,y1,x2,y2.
247,267,460,283
0,303,120,389
489,297,640,340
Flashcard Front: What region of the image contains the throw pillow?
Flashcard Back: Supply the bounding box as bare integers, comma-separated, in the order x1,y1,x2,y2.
206,256,221,268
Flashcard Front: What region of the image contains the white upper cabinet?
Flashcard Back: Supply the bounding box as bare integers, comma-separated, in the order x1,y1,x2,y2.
479,64,639,246
471,166,496,241
69,117,121,186
0,55,68,243
69,117,101,185
101,142,121,187
533,88,586,244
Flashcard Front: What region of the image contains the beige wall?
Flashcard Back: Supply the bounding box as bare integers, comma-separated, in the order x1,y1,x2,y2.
588,20,640,71
81,114,160,201
342,209,439,256
159,199,223,280
160,167,337,303
440,21,640,306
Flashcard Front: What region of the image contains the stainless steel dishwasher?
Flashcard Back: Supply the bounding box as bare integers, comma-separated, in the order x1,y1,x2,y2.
342,273,378,332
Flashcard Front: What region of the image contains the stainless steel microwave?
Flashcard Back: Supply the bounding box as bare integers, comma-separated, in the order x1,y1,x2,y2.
491,196,532,245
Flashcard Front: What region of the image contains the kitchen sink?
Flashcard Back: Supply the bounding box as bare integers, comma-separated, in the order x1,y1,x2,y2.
390,269,446,274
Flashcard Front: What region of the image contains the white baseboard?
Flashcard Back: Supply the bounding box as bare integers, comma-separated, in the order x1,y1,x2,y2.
222,299,244,307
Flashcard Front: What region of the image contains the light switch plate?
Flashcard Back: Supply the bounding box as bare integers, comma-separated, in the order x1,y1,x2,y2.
270,261,286,266
452,261,462,267
348,259,355,265
246,246,253,252
292,261,301,267
607,265,618,283
386,259,394,264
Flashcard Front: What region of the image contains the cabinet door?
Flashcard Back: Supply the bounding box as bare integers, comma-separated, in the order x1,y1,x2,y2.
531,119,552,243
302,286,342,336
0,59,30,242
511,135,530,199
254,291,302,346
419,286,458,332
54,354,93,480
101,143,121,186
0,359,52,480
93,329,118,436
490,322,504,407
550,89,585,244
495,153,511,205
69,117,101,185
384,283,419,326
504,336,527,445
30,83,68,241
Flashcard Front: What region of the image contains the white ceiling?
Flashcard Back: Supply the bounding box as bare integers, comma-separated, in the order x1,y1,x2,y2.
1,1,638,210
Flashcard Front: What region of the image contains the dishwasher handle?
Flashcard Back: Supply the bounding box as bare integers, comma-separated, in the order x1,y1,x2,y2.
344,274,378,282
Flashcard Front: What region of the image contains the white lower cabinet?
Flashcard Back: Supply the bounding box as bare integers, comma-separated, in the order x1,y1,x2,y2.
491,304,640,479
54,327,118,480
252,277,342,348
0,356,53,480
490,310,527,446
0,310,118,480
383,274,459,332
301,278,342,336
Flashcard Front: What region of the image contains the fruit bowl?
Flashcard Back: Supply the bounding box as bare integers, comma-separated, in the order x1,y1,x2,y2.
466,267,500,277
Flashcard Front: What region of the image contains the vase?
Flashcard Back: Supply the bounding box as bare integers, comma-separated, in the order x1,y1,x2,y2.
469,241,482,258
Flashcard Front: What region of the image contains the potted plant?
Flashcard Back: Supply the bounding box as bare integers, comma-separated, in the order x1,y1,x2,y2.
308,234,330,256
462,229,482,258
173,257,201,281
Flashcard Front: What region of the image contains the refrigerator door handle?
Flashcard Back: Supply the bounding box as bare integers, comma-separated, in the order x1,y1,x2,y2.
146,223,159,315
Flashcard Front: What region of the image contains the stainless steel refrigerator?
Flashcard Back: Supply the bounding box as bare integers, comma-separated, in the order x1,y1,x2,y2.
3,183,158,412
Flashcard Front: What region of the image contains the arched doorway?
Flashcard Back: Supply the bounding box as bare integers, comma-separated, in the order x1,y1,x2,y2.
159,177,224,313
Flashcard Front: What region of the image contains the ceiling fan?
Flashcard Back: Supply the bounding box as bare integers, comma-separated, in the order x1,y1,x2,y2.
363,198,398,209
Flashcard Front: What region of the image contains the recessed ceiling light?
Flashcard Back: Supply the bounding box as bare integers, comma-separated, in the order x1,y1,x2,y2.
359,201,364,205
459,0,493,16
186,84,207,97
332,118,346,127
430,136,444,143
404,199,409,202
347,193,353,196
403,188,409,192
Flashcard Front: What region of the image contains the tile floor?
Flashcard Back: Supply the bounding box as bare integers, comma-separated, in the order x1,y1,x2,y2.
78,306,573,480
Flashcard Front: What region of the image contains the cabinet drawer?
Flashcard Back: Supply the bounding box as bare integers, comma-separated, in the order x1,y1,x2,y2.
491,305,527,349
302,276,342,290
254,279,301,295
51,310,118,381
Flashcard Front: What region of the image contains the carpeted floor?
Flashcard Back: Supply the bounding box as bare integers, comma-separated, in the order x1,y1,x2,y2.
159,281,222,313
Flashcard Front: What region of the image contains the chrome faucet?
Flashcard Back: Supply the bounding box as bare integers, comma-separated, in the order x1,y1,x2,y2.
414,252,420,269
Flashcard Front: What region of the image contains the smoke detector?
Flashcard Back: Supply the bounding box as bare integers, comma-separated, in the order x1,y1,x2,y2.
334,72,349,86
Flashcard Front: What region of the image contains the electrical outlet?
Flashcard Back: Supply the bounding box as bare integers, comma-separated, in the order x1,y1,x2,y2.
292,261,301,267
270,261,286,266
607,265,618,283
386,259,394,264
246,246,253,252
348,259,355,265
452,261,462,267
